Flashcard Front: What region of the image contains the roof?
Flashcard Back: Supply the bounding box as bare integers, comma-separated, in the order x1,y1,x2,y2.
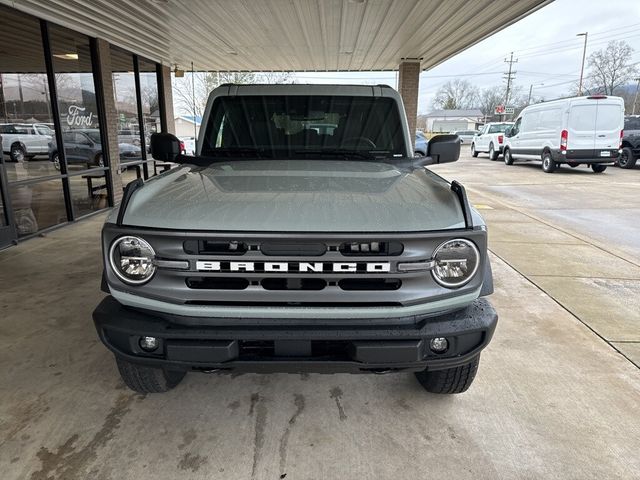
424,109,484,118
175,115,202,126
2,0,553,72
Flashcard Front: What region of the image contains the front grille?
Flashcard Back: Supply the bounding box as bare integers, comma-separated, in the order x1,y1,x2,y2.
104,226,487,308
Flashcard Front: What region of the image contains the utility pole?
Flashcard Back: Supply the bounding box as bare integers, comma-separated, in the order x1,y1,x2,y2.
577,32,588,96
503,52,517,120
633,77,640,115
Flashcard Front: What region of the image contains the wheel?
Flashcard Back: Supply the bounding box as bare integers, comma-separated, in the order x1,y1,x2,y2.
414,355,480,394
10,144,26,162
115,356,186,393
504,148,514,165
591,164,607,173
488,143,497,161
471,143,478,157
51,153,61,171
542,151,557,173
618,147,637,169
414,151,425,157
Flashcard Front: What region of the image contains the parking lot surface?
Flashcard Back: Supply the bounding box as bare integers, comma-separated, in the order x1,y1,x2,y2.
1,154,640,480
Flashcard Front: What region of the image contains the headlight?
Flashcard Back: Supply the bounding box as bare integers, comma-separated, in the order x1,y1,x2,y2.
431,238,480,288
109,236,156,285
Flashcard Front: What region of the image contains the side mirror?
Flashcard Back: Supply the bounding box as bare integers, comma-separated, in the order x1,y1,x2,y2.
424,134,460,165
505,127,513,137
150,132,181,162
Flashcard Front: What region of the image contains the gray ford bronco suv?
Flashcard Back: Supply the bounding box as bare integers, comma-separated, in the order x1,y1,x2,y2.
93,84,497,394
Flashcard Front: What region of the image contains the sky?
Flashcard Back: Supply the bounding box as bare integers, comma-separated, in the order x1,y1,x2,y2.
289,0,640,114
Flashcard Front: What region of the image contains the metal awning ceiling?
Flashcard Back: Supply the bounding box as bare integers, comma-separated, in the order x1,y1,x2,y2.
1,0,552,72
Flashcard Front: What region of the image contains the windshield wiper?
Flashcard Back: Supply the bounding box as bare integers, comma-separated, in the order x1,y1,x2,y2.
293,148,391,160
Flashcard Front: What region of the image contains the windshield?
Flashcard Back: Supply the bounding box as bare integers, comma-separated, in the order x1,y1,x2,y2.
201,95,406,159
488,124,513,133
83,130,102,143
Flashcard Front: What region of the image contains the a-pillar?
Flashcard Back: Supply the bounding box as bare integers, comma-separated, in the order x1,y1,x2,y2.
398,59,421,145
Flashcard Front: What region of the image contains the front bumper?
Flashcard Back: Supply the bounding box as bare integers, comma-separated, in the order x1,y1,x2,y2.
93,296,498,374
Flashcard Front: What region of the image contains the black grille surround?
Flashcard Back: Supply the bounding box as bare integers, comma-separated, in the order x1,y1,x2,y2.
102,223,489,308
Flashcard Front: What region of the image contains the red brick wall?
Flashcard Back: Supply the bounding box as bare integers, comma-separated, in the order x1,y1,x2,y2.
398,60,421,144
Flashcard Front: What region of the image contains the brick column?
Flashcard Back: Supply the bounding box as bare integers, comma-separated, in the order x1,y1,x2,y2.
93,38,124,203
159,64,176,134
398,59,421,145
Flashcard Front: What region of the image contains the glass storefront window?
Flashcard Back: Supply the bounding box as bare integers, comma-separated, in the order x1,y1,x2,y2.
0,8,59,182
49,24,101,176
68,170,108,217
9,179,66,237
111,47,144,180
139,58,160,176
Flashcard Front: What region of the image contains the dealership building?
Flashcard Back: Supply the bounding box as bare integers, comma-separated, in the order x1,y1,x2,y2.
0,0,550,250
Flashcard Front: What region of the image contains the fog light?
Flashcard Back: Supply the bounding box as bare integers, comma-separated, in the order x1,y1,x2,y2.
430,337,448,353
139,336,159,352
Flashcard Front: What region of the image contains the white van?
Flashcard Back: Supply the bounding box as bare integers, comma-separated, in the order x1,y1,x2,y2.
503,95,624,173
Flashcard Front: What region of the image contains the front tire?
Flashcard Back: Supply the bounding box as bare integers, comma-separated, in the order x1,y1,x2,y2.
10,144,25,162
542,151,557,173
116,356,186,393
504,148,514,165
415,355,480,394
591,164,607,173
51,153,61,171
618,147,636,169
471,143,478,157
488,143,498,161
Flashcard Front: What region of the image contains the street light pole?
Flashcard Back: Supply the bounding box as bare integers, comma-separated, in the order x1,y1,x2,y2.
632,77,640,115
577,32,588,96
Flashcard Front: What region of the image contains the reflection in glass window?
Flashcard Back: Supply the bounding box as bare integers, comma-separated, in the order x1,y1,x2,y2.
69,171,109,217
0,7,58,180
10,179,67,237
139,58,160,176
49,24,101,173
111,47,143,170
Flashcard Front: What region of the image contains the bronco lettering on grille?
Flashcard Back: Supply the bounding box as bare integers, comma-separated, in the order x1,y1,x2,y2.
195,261,391,273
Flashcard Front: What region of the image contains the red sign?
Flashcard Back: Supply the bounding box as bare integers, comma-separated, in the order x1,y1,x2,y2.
494,105,505,114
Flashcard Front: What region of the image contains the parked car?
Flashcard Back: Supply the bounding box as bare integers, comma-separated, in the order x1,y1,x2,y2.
93,84,497,395
49,129,141,170
453,130,478,144
415,130,428,156
471,122,513,160
0,123,53,162
503,95,624,173
619,115,640,169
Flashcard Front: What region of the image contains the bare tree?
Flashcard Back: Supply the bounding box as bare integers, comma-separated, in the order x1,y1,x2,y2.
173,71,293,118
585,40,638,95
432,79,479,110
477,86,504,118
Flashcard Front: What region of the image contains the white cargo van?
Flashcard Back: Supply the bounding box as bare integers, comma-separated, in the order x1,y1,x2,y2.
503,95,624,173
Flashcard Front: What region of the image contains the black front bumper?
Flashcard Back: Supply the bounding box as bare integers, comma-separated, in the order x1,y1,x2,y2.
93,296,498,374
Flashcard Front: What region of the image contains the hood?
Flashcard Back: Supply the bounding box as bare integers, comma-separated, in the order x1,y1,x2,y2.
120,160,465,232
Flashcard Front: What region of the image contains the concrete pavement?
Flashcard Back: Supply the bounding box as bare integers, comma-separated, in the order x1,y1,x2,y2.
1,156,640,479
433,152,640,368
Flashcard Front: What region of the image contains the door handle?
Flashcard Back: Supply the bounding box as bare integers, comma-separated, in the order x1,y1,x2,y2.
597,134,606,137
